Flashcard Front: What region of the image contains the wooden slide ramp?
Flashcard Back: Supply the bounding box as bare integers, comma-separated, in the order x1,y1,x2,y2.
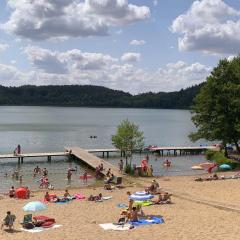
66,147,121,177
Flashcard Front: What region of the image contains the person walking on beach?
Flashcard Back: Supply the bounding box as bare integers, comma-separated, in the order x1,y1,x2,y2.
119,159,124,174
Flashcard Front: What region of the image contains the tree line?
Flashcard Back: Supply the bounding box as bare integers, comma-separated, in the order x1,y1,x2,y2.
0,84,202,109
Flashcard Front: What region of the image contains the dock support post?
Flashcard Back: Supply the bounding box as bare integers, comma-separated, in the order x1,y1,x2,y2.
102,152,105,158
107,152,109,158
174,150,177,156
20,157,24,164
47,156,51,162
121,151,123,157
18,157,20,165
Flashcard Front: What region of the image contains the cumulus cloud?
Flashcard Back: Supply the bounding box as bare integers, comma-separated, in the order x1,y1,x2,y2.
171,0,240,55
129,40,146,46
24,46,118,73
0,46,211,93
121,52,141,62
2,0,150,41
0,43,9,52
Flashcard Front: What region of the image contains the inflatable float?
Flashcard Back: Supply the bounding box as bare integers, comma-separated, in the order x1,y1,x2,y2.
191,165,204,170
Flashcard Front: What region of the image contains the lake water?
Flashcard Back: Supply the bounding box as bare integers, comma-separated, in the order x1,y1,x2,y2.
0,106,208,192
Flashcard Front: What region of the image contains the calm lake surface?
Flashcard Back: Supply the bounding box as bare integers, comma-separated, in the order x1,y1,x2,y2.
0,106,208,192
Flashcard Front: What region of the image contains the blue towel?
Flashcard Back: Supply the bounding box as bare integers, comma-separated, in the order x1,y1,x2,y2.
55,200,69,204
130,217,164,226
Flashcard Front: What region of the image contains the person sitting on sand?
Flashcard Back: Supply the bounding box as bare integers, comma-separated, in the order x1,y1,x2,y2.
154,192,172,204
129,207,138,222
9,186,15,198
106,173,115,184
146,179,159,194
1,211,16,231
63,190,71,200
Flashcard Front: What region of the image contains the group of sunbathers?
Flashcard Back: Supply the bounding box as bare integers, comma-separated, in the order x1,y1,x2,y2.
195,172,240,182
44,190,74,202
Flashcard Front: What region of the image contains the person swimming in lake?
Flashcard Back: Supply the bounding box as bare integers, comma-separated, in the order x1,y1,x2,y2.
163,159,171,167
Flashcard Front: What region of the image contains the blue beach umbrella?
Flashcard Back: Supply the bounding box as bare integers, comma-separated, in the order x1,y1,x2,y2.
129,191,154,201
23,201,47,212
219,164,231,170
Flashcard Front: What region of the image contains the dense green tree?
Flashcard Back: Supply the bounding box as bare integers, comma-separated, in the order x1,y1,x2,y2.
190,57,240,153
112,119,144,165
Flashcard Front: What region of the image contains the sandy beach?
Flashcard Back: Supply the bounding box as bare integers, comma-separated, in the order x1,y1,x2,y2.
0,173,240,240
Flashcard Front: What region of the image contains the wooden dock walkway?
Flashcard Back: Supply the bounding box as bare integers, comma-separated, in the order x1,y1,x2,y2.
66,147,121,177
149,145,219,156
0,152,69,163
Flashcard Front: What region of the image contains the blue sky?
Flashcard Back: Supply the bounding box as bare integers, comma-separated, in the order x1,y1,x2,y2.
0,0,239,93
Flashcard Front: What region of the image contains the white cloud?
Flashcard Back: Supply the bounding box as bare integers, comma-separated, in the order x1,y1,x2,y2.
0,46,211,94
121,52,141,62
24,46,118,73
0,43,9,52
171,0,240,55
129,40,146,46
153,0,158,7
2,0,150,41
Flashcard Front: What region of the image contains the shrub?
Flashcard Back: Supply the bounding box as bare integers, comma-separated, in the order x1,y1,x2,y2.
206,150,240,169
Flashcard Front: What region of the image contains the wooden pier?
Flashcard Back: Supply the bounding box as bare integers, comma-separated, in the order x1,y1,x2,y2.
66,147,121,178
150,146,219,156
0,152,69,164
86,148,121,158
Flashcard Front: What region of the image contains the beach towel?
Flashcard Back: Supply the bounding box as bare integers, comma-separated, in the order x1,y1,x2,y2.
74,193,86,200
129,217,164,226
20,224,62,233
102,196,112,200
55,201,69,204
134,201,153,207
99,223,133,231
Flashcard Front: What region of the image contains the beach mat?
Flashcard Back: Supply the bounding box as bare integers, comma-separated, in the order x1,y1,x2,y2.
20,224,62,233
99,223,132,231
129,217,164,226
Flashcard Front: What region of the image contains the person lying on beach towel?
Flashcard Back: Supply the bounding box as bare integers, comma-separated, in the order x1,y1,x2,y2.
88,193,102,202
153,192,172,204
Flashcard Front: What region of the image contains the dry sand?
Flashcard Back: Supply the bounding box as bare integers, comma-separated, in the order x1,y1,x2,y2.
1,173,240,240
